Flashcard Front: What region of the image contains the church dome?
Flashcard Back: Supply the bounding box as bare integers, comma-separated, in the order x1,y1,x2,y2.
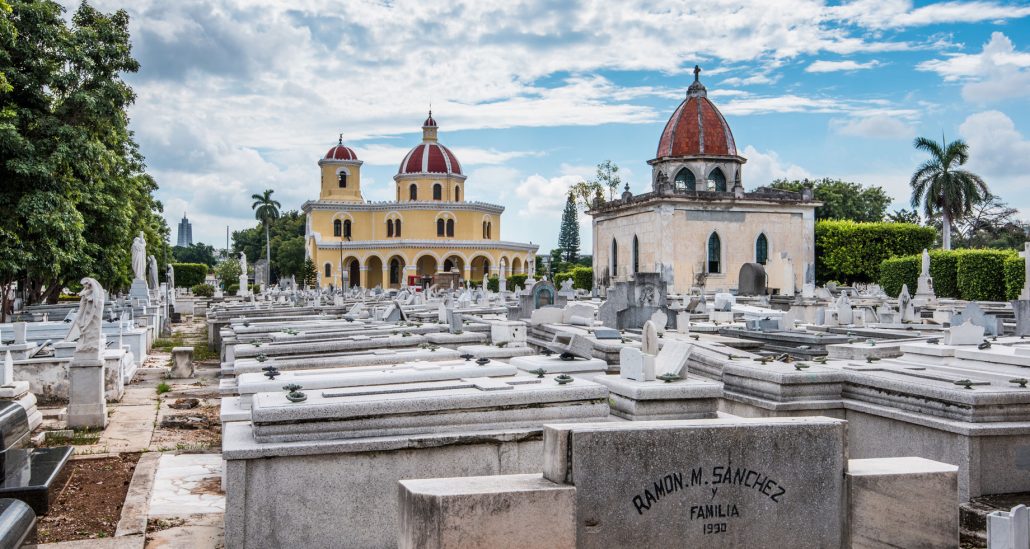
324,135,358,161
398,113,463,176
398,142,463,175
655,66,737,158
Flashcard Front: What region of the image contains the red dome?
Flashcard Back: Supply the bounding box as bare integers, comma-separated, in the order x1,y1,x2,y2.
398,142,463,176
655,76,737,158
324,135,357,161
423,113,437,127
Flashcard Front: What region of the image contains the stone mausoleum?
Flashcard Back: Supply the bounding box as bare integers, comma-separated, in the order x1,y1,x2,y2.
590,67,819,294
303,113,538,289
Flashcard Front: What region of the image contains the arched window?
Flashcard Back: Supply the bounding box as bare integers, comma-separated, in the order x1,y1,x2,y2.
343,219,352,239
394,219,401,237
333,219,342,237
482,221,487,239
324,263,331,278
632,235,640,274
338,171,347,188
409,184,418,200
674,168,696,191
386,219,394,237
454,186,461,201
611,238,618,276
444,259,454,272
487,222,492,239
756,233,769,265
707,233,721,273
433,183,442,200
446,219,454,237
708,167,727,192
437,219,445,236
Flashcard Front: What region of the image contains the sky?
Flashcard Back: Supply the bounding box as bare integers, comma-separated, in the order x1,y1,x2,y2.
59,0,1030,253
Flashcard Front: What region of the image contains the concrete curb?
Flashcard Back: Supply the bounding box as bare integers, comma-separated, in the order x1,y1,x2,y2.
114,451,162,537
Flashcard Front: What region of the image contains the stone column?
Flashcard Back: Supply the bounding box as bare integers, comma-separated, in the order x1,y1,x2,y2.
68,353,107,429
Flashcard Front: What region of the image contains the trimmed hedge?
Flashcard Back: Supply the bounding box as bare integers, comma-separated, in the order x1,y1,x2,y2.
191,283,214,297
816,221,936,284
879,256,919,297
958,250,1013,301
1006,256,1025,300
555,266,593,291
170,263,208,288
485,274,530,292
879,249,1016,301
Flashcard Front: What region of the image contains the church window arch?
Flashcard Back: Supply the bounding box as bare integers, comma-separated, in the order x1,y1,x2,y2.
756,233,769,265
386,219,394,237
674,168,696,191
394,219,401,237
437,219,445,237
337,169,348,188
409,184,418,200
455,185,461,201
632,235,640,274
343,219,352,239
433,183,442,200
708,167,727,192
707,232,722,273
611,238,619,276
324,263,332,278
333,219,342,237
446,219,454,237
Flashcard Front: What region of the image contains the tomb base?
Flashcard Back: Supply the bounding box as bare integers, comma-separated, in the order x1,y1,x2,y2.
593,375,722,420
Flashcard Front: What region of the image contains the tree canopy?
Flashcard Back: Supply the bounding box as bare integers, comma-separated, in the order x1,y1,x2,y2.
909,136,988,250
172,243,217,267
232,210,305,281
557,194,580,263
770,178,891,222
0,0,167,314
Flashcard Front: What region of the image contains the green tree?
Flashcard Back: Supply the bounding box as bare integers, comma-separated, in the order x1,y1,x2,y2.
885,209,921,224
947,193,1025,249
215,259,241,289
301,258,317,288
232,210,304,282
0,0,167,316
771,178,890,222
557,194,580,263
909,136,988,250
251,189,281,276
274,237,306,278
172,243,217,267
594,160,622,201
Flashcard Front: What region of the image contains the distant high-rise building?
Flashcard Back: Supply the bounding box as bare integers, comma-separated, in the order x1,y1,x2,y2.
176,213,193,247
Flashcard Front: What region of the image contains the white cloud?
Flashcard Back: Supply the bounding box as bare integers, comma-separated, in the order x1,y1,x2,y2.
917,32,1030,102
721,95,918,119
356,145,541,167
830,115,915,138
829,0,1030,29
740,146,811,187
805,60,880,73
513,174,586,219
958,111,1030,177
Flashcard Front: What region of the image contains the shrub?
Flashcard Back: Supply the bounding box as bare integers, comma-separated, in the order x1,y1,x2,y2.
486,276,499,292
956,249,1013,301
191,283,214,297
226,283,239,294
554,266,594,291
553,271,572,287
508,274,528,291
816,220,936,284
170,263,207,288
1006,256,1025,300
879,256,919,297
928,250,959,299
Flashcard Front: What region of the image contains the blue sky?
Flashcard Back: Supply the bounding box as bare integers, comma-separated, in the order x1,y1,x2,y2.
62,0,1030,252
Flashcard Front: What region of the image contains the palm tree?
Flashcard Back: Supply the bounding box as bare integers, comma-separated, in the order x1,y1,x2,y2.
909,136,988,250
251,189,281,277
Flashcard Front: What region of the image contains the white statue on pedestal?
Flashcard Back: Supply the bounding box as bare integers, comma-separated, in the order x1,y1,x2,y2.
66,278,105,359
131,232,146,280
147,255,159,289
239,252,247,274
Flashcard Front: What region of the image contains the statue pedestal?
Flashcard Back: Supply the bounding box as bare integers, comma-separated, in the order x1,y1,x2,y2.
914,276,937,307
67,355,107,429
129,278,150,305
237,275,249,297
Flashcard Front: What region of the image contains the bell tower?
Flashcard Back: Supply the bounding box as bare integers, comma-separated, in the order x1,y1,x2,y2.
319,134,363,201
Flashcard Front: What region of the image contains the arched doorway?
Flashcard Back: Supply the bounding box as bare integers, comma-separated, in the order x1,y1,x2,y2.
443,255,464,274
512,257,523,275
470,255,491,283
365,256,383,289
387,255,405,288
343,256,360,288
416,255,438,277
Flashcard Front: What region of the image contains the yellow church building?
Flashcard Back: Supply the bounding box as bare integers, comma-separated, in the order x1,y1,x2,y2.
303,113,538,289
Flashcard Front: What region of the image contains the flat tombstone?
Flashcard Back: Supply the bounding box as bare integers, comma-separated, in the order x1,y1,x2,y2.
737,263,767,296
542,417,846,549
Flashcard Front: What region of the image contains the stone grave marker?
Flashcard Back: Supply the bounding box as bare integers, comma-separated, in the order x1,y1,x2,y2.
542,417,847,548
737,263,767,296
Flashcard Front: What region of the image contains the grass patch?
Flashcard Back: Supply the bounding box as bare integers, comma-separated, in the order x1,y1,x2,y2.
40,428,102,447
156,382,171,395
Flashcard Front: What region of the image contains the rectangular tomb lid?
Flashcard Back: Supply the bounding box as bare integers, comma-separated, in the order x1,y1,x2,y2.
249,374,609,443
542,417,846,549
